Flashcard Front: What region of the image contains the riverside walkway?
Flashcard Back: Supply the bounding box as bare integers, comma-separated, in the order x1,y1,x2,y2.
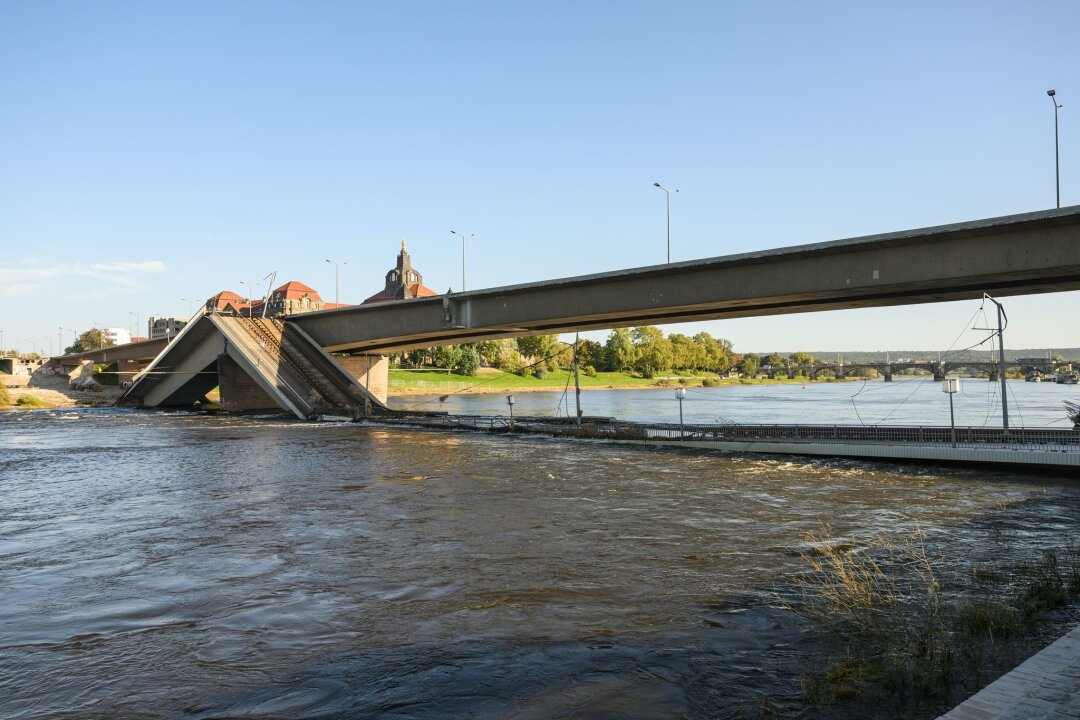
378,414,1080,471
938,624,1080,719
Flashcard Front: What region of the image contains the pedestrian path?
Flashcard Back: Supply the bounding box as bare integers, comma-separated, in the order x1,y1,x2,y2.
938,624,1080,719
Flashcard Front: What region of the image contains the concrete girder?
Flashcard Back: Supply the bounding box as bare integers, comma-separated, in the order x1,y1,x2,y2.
290,206,1080,353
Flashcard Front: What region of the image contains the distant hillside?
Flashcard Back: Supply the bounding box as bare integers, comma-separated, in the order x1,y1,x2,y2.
746,348,1080,363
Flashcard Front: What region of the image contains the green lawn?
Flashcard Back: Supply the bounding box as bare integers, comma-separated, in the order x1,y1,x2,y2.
387,367,823,392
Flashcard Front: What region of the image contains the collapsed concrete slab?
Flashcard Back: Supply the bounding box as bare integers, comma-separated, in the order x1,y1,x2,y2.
117,314,389,420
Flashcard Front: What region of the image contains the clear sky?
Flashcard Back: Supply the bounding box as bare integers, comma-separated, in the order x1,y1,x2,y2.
1,1,1076,357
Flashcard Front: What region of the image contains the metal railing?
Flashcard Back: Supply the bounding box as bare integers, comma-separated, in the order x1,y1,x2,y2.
378,413,1080,453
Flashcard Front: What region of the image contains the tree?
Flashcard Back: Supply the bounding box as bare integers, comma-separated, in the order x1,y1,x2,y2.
65,328,114,354
669,333,702,371
788,351,816,377
737,352,760,377
576,339,605,370
432,345,462,374
517,335,561,369
604,328,637,373
454,345,480,376
763,353,786,370
631,326,673,378
693,332,732,374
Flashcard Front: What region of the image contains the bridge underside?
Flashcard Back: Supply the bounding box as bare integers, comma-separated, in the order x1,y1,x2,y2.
118,315,390,420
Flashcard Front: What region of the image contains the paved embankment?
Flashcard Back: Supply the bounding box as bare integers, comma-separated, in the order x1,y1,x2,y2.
938,625,1080,719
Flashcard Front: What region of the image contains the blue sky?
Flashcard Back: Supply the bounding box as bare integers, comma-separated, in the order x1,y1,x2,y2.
1,2,1076,356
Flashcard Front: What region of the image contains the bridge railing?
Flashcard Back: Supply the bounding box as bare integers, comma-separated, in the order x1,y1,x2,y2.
380,412,1080,452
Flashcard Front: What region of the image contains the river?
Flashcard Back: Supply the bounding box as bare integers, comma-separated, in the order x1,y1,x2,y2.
1,383,1079,718
389,376,1080,428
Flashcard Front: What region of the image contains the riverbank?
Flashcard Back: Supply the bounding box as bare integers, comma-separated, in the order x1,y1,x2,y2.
0,373,121,410
387,367,858,396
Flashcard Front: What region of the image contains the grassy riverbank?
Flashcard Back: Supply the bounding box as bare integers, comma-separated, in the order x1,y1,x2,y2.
388,367,849,395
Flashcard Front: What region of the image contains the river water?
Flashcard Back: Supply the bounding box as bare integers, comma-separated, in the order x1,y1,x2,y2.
2,384,1079,719
389,377,1080,428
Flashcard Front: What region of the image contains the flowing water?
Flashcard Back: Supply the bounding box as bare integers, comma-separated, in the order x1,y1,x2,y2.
2,386,1079,718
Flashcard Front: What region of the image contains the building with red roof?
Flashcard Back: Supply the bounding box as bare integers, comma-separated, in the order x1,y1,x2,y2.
363,240,438,304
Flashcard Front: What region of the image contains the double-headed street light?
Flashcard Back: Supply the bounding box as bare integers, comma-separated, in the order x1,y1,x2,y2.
450,230,472,292
653,182,679,263
1048,89,1062,209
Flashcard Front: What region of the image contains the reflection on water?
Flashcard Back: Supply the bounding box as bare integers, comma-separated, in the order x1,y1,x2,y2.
1,407,1078,718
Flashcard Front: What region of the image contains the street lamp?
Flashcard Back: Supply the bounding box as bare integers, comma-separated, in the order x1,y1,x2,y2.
181,298,194,317
653,182,679,263
324,259,346,305
129,312,140,339
1048,89,1062,209
675,386,687,438
507,394,515,430
942,377,960,447
450,231,472,291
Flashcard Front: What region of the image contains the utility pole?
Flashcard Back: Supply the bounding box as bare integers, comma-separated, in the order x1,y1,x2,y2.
324,260,345,305
980,294,1009,432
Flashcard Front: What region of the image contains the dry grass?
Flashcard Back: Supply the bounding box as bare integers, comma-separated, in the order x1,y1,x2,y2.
788,527,1080,713
0,383,10,406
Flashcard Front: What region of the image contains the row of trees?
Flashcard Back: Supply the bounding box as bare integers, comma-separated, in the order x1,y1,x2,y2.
391,327,737,379
734,351,817,378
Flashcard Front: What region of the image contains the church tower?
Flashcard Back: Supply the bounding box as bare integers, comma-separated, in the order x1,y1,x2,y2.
363,239,438,304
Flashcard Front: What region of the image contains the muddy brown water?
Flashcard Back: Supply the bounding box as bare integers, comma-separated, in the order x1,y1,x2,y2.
1,406,1078,718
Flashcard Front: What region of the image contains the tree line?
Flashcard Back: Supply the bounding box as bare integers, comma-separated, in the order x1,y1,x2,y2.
391,328,738,379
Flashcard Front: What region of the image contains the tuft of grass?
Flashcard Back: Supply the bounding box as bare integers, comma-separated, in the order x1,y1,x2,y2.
790,528,1080,714
954,600,1022,639
0,384,10,406
15,395,47,407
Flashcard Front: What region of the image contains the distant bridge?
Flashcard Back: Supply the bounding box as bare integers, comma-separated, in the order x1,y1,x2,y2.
763,359,1076,381
50,205,1080,419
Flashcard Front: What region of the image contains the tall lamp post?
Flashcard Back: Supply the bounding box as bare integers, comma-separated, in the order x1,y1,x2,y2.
506,394,515,430
324,259,345,305
450,231,472,291
942,377,960,447
129,312,140,339
653,182,679,263
1048,90,1062,209
675,386,687,439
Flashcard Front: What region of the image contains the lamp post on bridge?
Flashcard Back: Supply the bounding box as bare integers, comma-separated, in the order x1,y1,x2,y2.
1048,90,1062,209
129,312,139,340
324,259,346,305
653,182,679,263
450,231,472,292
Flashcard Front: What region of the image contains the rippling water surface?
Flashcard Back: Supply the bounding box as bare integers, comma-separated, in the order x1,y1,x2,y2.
1,406,1078,719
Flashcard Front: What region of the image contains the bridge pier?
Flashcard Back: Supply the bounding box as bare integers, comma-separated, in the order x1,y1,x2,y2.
217,354,281,413
988,370,999,382
933,367,946,382
333,354,388,405
883,372,893,382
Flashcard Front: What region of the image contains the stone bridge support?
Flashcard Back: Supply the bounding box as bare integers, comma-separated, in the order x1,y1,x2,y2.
333,354,388,405
933,366,946,381
217,354,280,413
